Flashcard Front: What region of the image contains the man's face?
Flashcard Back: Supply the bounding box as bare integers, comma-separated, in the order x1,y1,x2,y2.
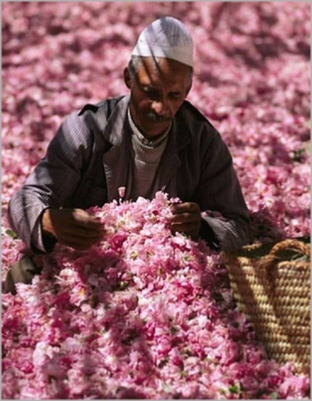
125,57,192,139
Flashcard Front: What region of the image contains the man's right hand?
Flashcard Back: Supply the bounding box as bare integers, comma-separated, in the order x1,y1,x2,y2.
41,208,106,251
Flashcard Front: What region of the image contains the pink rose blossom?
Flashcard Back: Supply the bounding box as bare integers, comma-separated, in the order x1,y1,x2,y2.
2,3,310,399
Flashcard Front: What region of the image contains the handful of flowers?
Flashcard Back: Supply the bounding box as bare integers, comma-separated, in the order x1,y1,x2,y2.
2,193,310,399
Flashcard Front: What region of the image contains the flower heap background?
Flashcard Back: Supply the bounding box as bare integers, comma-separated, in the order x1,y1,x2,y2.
1,2,310,399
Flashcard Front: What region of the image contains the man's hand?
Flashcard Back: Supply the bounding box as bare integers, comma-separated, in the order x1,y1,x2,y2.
42,208,106,251
166,202,201,239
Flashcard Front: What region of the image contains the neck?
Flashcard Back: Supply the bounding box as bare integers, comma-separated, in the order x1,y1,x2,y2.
128,109,172,144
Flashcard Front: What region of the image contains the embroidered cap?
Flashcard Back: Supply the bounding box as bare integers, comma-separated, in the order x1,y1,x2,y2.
131,16,194,67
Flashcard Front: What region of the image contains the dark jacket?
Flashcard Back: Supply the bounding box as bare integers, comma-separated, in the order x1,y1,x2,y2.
8,95,251,253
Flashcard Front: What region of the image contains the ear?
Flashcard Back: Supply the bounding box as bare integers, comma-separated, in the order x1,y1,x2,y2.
123,67,132,89
185,78,193,98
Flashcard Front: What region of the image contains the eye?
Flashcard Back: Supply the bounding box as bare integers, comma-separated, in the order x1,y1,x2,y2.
169,92,181,100
142,87,160,100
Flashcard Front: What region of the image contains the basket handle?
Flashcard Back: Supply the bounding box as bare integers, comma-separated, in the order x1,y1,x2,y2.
269,239,310,260
257,239,310,284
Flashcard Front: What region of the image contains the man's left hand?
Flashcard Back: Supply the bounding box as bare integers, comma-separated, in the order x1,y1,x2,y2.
167,202,201,239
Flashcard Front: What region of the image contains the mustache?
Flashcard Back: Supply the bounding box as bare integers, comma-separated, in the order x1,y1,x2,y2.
145,112,171,123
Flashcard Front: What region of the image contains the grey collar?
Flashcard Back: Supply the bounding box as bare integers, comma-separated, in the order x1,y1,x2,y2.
127,108,172,148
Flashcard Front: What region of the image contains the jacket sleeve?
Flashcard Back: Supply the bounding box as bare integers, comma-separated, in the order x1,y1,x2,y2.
7,111,93,254
197,127,252,252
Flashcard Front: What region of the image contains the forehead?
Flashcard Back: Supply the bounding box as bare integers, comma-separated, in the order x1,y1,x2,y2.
137,57,190,88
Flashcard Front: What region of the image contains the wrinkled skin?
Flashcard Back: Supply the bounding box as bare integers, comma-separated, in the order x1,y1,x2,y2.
124,56,192,139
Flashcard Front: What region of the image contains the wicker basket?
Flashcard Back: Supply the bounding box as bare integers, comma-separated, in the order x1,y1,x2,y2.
222,238,310,374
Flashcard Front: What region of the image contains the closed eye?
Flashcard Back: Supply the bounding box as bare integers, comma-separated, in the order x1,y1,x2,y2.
169,92,182,100
141,86,182,102
142,87,161,100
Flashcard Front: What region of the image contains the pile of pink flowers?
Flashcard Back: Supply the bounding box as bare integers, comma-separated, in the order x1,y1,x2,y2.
2,193,310,399
2,2,310,399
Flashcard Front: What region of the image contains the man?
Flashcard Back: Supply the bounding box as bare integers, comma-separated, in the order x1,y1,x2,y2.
5,16,251,293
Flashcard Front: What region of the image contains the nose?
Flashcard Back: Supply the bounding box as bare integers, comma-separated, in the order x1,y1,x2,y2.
151,99,169,116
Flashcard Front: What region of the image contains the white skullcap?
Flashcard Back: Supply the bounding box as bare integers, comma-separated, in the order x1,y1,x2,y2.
131,16,194,67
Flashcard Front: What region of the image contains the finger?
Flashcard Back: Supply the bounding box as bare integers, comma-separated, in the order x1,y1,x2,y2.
170,202,200,214
170,221,199,233
70,213,106,234
57,223,106,240
63,241,93,251
72,210,103,226
75,224,106,237
58,233,103,250
57,224,105,240
75,216,104,230
167,212,201,224
80,222,106,236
